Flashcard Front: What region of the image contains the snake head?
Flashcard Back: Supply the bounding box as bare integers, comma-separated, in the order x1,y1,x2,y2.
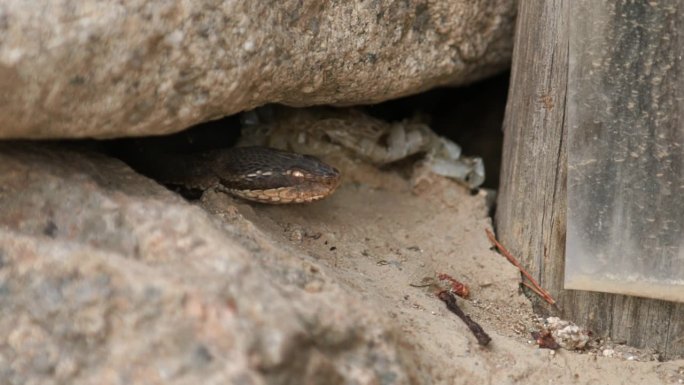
216,146,341,204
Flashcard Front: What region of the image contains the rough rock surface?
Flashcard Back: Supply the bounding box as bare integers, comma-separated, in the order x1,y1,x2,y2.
0,0,515,139
2,140,683,385
0,144,414,385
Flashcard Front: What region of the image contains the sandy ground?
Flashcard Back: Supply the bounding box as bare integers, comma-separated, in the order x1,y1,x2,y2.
198,153,684,385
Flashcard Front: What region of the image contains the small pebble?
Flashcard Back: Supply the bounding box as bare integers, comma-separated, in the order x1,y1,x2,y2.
289,229,303,242
304,280,323,293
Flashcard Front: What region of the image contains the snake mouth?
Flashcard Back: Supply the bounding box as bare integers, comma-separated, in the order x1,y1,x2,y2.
219,162,341,204
225,177,340,204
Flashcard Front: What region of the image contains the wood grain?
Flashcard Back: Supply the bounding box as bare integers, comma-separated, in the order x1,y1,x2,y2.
496,0,684,359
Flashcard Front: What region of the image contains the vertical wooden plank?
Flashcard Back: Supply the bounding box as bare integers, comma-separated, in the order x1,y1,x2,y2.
496,0,684,358
667,305,684,358
496,0,569,306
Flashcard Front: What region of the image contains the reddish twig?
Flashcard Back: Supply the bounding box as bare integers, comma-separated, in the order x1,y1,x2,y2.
438,290,491,346
520,281,547,300
485,229,556,305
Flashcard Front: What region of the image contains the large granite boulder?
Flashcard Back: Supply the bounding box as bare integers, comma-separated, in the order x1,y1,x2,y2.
0,144,415,384
0,0,515,139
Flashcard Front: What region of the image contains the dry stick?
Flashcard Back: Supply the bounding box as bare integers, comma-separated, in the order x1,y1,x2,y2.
520,281,547,300
485,229,556,305
438,291,491,346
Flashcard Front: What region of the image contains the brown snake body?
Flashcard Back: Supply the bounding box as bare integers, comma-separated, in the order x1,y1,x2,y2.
138,146,341,204
213,146,341,204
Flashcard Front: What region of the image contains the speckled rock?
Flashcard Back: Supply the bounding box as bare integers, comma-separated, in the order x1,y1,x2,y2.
0,0,515,139
0,144,414,385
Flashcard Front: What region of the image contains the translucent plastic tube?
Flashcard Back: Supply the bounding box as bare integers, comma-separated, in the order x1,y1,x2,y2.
565,1,684,302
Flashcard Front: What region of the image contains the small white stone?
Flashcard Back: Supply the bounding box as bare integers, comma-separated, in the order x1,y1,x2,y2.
243,40,256,52
164,30,184,46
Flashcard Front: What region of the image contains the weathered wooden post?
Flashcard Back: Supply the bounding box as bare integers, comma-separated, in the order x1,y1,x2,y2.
496,0,684,358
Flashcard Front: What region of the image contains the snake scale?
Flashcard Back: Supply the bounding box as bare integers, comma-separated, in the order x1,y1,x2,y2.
131,146,341,204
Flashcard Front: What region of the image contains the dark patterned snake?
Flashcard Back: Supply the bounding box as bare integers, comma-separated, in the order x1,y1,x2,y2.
212,146,341,204
135,146,342,204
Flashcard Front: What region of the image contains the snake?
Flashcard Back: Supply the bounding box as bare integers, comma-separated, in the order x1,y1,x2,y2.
131,146,342,204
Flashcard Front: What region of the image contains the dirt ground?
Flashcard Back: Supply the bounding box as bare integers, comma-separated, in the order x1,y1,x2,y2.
192,151,684,385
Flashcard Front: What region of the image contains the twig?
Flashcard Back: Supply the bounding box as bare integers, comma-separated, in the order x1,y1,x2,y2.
485,229,556,305
409,283,434,288
520,281,547,300
438,290,491,346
